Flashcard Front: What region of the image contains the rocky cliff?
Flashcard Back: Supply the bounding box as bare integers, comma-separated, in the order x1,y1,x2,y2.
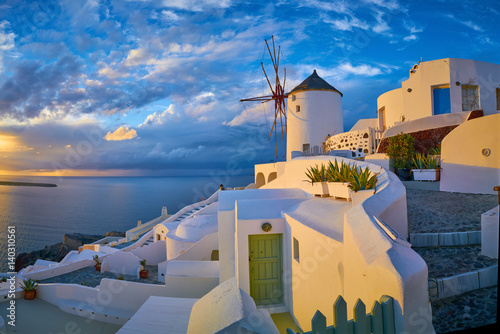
15,231,125,272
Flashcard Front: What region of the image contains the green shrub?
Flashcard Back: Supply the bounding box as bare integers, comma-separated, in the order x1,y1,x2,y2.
386,132,415,169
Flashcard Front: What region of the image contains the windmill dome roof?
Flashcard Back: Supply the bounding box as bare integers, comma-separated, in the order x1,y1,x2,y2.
290,70,343,96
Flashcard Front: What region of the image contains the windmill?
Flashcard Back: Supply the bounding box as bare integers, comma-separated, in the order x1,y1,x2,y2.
240,36,288,159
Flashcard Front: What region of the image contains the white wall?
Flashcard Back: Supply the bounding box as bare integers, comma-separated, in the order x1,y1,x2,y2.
449,58,500,116
343,208,432,333
235,217,286,297
173,232,218,262
130,240,166,265
378,58,500,128
381,110,470,140
38,277,218,324
101,251,141,277
377,88,404,128
285,214,343,332
440,113,500,194
218,189,309,283
166,261,219,278
325,127,378,155
287,90,343,161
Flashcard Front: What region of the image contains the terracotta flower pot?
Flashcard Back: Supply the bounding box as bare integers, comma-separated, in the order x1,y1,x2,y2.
140,270,149,278
24,290,36,300
95,263,101,271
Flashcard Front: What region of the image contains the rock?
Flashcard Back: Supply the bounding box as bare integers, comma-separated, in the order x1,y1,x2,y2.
15,231,124,272
63,233,102,250
105,231,126,237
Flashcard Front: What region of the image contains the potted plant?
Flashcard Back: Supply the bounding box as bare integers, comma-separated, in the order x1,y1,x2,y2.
20,278,38,300
429,144,441,165
93,255,101,272
412,153,441,181
139,259,148,278
325,159,353,199
305,164,329,197
385,132,415,181
348,165,378,206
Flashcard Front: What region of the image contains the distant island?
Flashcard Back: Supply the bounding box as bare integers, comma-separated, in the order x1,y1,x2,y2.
0,181,57,187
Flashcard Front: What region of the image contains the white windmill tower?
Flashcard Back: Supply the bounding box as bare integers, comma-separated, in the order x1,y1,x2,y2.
286,70,343,160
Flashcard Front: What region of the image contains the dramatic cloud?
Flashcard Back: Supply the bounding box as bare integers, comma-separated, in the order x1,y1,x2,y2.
104,126,138,141
0,0,498,175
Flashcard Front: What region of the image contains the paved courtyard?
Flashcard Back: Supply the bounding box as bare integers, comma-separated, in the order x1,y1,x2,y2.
39,265,162,287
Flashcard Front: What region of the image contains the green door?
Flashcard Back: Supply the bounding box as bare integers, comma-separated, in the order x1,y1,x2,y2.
249,234,283,305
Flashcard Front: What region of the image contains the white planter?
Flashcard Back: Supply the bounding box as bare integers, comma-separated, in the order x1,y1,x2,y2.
305,182,329,197
351,189,375,207
412,169,440,181
327,182,351,200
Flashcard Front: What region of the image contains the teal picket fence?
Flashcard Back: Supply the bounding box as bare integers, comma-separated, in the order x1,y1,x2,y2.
287,295,396,334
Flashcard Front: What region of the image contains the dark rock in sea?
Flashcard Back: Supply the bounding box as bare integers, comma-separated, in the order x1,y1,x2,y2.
15,231,124,272
105,231,126,237
63,233,103,250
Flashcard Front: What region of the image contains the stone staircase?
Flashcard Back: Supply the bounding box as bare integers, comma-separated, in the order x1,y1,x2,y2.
405,185,498,332
171,204,209,222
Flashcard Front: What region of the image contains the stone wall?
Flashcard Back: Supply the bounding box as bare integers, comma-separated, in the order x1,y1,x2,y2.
377,110,483,154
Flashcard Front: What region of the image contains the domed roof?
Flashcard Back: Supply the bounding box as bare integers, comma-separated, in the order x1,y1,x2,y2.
290,70,343,96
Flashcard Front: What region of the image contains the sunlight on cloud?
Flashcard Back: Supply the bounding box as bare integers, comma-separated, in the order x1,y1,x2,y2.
98,65,130,79
0,134,18,152
224,104,268,127
140,105,176,126
124,48,154,67
104,126,138,141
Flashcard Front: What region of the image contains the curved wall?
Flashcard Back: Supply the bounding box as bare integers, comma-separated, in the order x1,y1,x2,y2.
287,90,343,160
440,113,500,194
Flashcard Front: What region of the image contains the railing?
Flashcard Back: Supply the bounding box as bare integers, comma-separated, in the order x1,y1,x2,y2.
287,295,396,334
303,145,329,157
125,216,164,241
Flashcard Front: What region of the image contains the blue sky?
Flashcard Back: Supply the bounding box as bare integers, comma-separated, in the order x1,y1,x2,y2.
0,0,499,176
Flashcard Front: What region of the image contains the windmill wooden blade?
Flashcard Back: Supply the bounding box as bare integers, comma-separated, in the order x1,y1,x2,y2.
239,36,288,159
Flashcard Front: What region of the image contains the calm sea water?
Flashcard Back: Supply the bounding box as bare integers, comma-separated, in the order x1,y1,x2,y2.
0,174,253,272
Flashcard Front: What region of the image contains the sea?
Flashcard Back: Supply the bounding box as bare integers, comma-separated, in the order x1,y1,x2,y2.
0,174,254,273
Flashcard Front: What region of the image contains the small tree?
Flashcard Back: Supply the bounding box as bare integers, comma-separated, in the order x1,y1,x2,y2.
386,132,415,169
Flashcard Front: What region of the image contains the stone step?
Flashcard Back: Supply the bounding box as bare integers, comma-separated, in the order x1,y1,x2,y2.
413,245,497,280
428,265,497,300
410,231,481,247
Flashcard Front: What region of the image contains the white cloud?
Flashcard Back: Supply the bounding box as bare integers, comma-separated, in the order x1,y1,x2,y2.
161,0,233,12
446,14,483,32
324,16,369,31
104,126,138,141
185,92,216,119
301,0,354,15
0,20,16,74
123,48,154,67
147,143,205,159
98,63,130,79
338,63,382,76
363,0,407,13
140,105,176,126
225,104,268,127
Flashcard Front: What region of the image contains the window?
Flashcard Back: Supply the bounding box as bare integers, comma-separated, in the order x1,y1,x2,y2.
296,105,301,113
302,143,310,152
496,88,500,110
293,237,300,262
291,94,296,101
461,85,479,111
